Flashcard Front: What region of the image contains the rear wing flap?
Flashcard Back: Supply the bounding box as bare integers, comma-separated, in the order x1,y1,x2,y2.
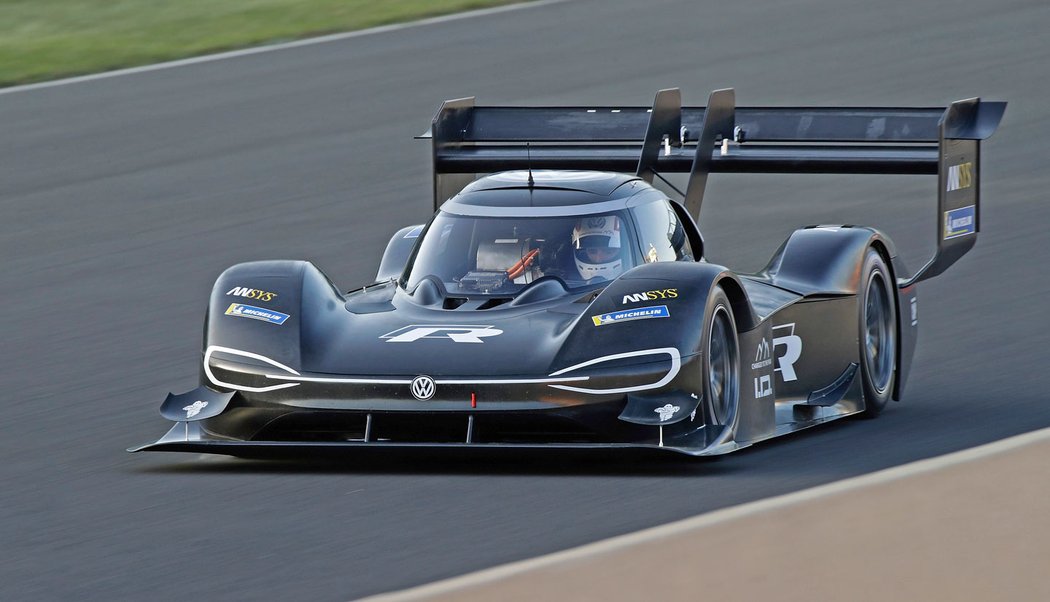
421,89,1005,285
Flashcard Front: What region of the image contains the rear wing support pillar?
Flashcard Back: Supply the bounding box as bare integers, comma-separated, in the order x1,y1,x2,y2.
683,88,735,219
634,88,734,219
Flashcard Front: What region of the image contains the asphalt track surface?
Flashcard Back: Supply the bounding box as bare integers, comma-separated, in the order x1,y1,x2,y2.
2,0,1047,599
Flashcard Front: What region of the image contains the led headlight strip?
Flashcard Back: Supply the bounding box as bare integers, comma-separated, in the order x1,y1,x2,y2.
546,347,681,395
205,345,680,395
204,345,301,393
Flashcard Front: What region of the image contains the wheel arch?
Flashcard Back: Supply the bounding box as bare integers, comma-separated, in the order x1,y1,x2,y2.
760,225,914,405
761,225,895,296
715,275,758,333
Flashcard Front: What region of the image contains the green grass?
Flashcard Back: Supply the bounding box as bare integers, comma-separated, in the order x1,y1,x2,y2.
0,0,517,87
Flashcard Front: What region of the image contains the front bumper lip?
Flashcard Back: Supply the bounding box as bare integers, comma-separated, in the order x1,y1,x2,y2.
134,347,712,455
128,431,743,457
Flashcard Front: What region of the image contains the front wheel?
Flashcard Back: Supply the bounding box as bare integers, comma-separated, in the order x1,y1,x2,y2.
859,248,898,417
702,286,740,428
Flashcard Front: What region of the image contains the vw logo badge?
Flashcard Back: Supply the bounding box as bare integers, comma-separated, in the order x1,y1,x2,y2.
410,375,436,400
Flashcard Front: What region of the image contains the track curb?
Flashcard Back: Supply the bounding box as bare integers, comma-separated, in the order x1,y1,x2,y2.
362,426,1050,601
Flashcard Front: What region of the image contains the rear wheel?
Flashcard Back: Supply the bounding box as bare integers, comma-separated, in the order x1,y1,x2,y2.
703,286,740,427
859,248,897,417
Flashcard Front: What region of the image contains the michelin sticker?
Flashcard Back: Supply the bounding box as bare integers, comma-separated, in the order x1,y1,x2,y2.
225,303,290,325
943,205,976,240
591,305,669,326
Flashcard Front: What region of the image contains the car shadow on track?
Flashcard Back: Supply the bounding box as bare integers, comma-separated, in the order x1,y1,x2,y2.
132,447,745,477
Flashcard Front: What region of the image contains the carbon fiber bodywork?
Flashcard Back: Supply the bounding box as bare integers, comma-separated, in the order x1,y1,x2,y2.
131,88,1003,458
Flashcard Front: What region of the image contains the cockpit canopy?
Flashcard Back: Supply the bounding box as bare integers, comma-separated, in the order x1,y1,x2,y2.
402,191,696,296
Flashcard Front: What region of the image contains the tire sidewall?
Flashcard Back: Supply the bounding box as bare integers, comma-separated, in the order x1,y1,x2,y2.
702,285,740,429
859,248,897,417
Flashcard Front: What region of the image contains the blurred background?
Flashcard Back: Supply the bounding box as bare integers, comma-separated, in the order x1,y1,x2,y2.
2,0,1047,599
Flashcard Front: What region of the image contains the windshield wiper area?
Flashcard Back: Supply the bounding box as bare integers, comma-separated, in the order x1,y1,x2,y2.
508,275,571,306
458,271,508,292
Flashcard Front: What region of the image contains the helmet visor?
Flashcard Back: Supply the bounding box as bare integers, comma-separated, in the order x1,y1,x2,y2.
574,235,622,264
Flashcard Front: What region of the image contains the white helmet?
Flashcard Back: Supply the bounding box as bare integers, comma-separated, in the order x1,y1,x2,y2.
572,215,624,280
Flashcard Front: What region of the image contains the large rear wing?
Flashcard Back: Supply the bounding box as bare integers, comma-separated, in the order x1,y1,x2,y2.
421,88,1005,284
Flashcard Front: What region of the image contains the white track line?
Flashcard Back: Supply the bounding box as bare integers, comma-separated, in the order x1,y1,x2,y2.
361,426,1050,601
0,0,569,96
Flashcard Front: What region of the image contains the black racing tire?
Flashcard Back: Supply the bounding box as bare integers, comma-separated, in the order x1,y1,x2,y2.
858,248,898,418
702,285,740,428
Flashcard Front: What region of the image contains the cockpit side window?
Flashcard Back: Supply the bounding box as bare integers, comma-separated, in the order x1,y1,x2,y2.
631,199,694,263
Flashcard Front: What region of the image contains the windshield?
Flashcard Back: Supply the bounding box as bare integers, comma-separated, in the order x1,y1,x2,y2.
402,211,639,295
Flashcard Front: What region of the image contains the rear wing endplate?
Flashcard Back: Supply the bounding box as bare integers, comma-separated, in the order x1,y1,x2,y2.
420,89,1005,284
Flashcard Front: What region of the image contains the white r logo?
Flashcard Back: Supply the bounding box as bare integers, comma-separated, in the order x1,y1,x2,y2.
772,323,803,382
381,325,504,344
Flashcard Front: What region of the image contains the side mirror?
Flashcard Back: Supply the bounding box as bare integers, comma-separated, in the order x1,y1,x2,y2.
375,224,424,282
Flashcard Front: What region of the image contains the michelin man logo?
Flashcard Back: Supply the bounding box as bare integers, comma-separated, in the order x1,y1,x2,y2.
654,404,680,422
183,400,208,418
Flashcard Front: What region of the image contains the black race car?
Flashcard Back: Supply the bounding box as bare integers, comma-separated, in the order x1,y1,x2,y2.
131,88,1005,457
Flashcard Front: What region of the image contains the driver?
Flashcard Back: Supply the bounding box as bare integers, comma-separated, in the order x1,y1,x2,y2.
572,215,624,280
